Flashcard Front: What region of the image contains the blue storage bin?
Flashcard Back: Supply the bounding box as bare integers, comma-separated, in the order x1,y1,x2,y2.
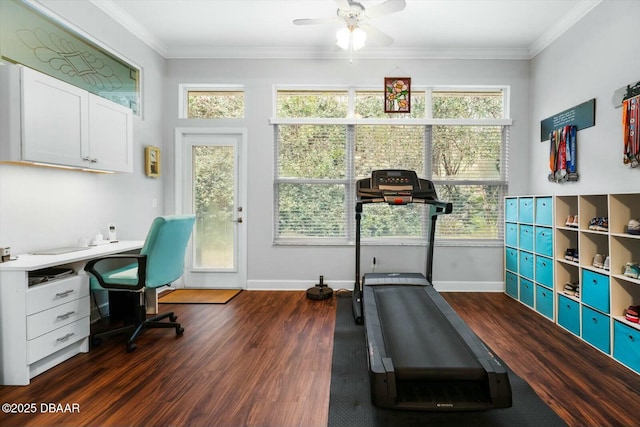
505,198,518,222
505,222,518,247
505,247,518,273
519,225,534,251
519,250,534,280
582,269,610,314
535,255,553,288
505,271,518,298
519,278,534,308
557,295,580,336
535,284,554,319
582,305,610,353
518,198,534,223
614,321,640,373
535,197,553,226
534,226,553,257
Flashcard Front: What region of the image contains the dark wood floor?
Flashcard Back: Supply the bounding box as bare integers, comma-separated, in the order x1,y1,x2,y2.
1,290,639,427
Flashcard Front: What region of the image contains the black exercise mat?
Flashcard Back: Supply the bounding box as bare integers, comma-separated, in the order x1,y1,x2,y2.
328,296,568,427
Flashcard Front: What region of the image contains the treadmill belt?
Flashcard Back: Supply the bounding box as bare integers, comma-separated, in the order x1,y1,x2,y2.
374,286,485,380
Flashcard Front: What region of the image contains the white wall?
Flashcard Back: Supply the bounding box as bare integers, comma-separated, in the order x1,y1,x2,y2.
165,58,531,290
0,0,165,255
529,0,640,195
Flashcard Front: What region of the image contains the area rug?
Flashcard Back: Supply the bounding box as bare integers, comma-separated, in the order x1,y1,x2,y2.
158,289,241,304
328,296,567,427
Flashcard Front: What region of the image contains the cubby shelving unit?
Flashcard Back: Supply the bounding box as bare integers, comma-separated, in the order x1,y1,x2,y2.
504,194,640,375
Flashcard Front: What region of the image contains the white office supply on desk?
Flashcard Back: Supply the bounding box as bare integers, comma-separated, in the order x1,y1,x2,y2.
0,240,144,385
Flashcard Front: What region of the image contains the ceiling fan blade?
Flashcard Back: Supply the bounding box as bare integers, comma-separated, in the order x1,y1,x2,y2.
361,24,394,46
365,0,406,18
293,16,340,25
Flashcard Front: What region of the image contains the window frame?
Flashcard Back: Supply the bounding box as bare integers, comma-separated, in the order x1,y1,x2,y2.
179,83,245,119
271,85,512,247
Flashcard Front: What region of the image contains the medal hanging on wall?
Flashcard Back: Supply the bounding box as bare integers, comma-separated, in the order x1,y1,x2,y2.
548,125,578,183
623,95,640,167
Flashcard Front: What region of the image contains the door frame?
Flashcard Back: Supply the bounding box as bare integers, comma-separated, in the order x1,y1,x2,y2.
174,127,248,289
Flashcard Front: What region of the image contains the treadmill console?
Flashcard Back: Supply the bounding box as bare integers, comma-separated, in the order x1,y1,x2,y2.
372,169,420,191
358,169,437,205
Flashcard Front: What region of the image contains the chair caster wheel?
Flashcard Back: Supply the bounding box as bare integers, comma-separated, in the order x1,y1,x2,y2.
170,314,178,322
127,343,137,353
176,326,184,335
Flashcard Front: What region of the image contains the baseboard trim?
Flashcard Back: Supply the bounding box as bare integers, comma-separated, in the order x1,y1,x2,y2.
247,280,504,292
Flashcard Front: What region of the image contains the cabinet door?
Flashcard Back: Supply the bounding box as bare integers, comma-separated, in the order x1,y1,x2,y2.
88,95,133,173
21,67,89,167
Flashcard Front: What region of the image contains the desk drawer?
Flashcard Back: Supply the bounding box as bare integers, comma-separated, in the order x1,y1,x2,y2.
27,318,89,364
27,296,90,340
27,275,88,315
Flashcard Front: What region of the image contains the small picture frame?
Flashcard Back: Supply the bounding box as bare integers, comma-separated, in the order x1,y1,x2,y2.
145,146,160,177
384,77,411,113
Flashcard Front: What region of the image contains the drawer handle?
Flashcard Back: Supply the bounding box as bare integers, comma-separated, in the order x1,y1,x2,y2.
592,317,598,324
56,333,75,342
56,311,76,320
55,290,74,298
629,335,635,342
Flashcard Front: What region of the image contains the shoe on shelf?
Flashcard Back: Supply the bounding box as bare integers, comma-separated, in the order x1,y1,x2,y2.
573,251,579,263
624,263,640,279
588,217,609,232
624,306,640,323
565,215,575,226
627,219,640,235
564,248,576,261
604,256,610,271
592,254,606,269
563,282,579,296
572,215,579,228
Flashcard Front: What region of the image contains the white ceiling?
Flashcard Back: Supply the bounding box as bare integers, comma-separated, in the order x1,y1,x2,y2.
89,0,602,60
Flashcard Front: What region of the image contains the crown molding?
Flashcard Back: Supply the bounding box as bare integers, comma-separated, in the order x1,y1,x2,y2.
528,0,602,58
89,0,168,57
89,0,602,61
162,46,532,60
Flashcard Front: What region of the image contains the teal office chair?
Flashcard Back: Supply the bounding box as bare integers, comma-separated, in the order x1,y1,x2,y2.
84,215,196,352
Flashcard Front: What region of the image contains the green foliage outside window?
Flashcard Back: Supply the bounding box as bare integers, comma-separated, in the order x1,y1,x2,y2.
188,91,244,118
274,89,507,242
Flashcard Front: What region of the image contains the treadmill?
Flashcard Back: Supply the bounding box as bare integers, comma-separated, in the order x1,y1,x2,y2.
352,169,512,411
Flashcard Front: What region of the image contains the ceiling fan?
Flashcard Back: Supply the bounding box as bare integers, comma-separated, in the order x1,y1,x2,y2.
293,0,407,51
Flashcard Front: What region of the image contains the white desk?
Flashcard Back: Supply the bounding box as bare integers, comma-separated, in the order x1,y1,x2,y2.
0,241,143,385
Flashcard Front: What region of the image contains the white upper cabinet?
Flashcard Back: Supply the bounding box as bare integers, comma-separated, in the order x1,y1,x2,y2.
88,94,133,173
20,66,89,167
0,64,133,173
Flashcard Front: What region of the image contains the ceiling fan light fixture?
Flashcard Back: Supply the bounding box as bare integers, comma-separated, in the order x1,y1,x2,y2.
336,27,367,51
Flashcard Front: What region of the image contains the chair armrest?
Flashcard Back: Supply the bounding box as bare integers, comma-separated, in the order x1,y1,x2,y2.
84,254,147,291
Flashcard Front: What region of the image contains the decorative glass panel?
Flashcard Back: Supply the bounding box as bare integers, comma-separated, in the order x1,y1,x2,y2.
0,0,140,114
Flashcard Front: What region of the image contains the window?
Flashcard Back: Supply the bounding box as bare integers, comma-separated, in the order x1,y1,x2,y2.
272,87,510,245
179,84,244,118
